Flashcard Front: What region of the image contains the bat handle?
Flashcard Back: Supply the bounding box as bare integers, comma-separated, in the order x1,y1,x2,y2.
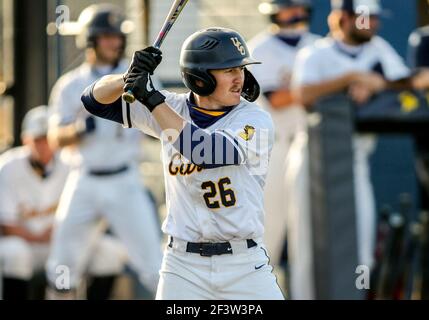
122,90,136,104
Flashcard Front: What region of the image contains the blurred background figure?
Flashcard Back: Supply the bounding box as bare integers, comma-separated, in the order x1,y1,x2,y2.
407,0,429,299
248,0,320,298
45,3,162,299
289,0,429,299
0,106,126,300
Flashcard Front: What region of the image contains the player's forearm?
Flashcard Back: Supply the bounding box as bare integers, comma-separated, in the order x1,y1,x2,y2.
295,73,357,108
92,74,124,104
266,89,296,109
49,124,81,148
0,225,43,243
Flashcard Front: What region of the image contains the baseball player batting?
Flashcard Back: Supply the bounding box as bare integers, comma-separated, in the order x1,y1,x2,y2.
81,27,285,300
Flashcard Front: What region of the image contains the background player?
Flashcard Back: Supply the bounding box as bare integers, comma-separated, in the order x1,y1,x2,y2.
0,106,126,300
248,0,320,292
81,27,285,300
288,0,429,298
46,4,162,298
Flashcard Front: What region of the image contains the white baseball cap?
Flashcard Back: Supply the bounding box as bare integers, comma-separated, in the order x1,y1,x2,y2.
331,0,382,15
21,106,49,138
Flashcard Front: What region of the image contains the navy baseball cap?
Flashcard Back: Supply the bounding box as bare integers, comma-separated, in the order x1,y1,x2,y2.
331,0,382,15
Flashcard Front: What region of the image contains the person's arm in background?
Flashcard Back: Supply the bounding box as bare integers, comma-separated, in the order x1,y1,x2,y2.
263,72,296,109
407,30,429,89
293,71,387,108
0,170,52,244
250,56,296,109
380,34,429,91
0,224,52,243
48,78,96,149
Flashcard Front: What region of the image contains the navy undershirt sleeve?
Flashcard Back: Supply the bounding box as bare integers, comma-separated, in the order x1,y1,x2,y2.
81,82,124,125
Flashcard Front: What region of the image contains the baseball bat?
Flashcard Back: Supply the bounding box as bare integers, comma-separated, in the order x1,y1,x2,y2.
122,0,189,104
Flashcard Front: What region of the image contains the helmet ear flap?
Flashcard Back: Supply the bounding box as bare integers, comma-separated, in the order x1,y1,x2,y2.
182,69,217,96
241,68,260,102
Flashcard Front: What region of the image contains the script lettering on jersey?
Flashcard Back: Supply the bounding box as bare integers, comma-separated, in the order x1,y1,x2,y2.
20,203,58,220
168,153,203,176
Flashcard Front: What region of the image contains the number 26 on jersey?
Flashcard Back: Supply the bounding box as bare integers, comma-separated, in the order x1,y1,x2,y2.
201,177,236,209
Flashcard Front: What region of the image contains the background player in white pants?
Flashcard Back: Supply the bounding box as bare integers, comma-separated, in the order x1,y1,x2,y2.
0,106,126,300
288,0,429,298
46,4,162,298
82,27,285,300
248,0,320,285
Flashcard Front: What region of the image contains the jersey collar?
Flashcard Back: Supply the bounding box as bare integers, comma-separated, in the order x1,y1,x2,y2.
333,40,365,59
186,93,234,129
275,34,302,47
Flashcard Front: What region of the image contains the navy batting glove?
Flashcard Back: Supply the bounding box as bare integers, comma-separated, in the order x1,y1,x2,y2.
124,71,165,112
123,46,163,81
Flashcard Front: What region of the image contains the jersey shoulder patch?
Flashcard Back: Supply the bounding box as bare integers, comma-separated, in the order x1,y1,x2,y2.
238,125,256,141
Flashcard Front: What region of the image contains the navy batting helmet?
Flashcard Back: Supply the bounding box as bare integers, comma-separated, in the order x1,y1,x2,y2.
259,0,313,27
180,28,261,102
76,4,129,49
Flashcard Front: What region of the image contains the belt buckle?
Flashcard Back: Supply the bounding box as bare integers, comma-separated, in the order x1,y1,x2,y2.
199,243,215,257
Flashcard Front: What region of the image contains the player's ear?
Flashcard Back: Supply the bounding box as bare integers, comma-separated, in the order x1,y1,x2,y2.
328,10,344,34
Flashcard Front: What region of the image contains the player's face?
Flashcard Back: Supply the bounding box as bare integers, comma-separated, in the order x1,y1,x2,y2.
23,135,54,165
94,33,124,65
209,66,245,107
347,14,380,44
275,6,310,30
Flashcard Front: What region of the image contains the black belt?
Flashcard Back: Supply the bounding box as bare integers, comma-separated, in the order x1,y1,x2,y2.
169,237,257,257
89,165,129,176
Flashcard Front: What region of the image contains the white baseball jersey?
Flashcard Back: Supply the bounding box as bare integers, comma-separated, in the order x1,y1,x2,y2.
0,147,69,234
122,92,274,242
292,36,410,88
249,31,321,140
49,61,143,170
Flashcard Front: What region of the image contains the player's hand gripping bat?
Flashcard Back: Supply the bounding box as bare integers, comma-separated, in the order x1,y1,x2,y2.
122,0,189,104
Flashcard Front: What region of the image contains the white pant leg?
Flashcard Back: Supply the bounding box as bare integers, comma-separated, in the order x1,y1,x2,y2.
284,132,315,300
87,235,128,276
263,140,289,266
101,170,162,295
353,135,377,270
156,247,216,300
218,244,285,300
0,237,33,280
46,171,102,289
30,243,50,273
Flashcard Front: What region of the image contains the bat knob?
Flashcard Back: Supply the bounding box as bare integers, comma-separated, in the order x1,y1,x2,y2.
122,90,136,104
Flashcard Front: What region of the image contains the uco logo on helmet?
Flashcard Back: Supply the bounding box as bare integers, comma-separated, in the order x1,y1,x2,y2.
230,37,246,56
180,28,262,101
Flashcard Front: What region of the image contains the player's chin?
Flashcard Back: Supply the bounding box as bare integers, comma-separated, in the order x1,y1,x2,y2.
226,91,242,105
